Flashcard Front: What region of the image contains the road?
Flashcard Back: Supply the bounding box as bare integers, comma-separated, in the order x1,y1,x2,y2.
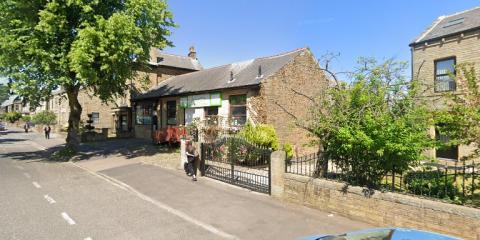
0,128,371,240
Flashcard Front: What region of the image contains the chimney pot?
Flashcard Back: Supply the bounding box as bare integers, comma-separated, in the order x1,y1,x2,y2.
188,46,197,60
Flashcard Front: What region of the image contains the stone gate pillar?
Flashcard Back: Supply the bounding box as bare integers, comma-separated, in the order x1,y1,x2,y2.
271,150,286,199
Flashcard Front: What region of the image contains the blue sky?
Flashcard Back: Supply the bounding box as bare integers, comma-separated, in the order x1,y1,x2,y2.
164,1,479,75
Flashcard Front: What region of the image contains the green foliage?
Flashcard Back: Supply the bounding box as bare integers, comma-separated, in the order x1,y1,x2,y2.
0,84,9,104
21,115,31,122
52,147,76,161
4,112,21,123
310,58,434,187
283,143,294,160
238,123,279,150
435,63,480,160
32,110,56,125
404,170,458,200
0,0,175,149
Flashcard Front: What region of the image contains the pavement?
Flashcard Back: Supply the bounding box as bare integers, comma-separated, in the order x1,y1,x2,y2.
0,127,372,240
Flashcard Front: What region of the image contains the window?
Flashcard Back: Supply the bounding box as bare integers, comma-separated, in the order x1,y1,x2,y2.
166,101,177,125
229,95,247,126
91,112,99,124
434,57,456,92
136,104,152,125
204,107,219,125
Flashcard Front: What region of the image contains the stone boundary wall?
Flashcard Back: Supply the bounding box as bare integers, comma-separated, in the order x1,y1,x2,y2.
281,173,480,240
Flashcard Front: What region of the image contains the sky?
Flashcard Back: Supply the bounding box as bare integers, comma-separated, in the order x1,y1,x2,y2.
163,0,479,76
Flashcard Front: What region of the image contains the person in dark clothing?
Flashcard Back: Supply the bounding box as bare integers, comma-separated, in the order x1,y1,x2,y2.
24,123,29,133
185,141,197,181
44,125,51,139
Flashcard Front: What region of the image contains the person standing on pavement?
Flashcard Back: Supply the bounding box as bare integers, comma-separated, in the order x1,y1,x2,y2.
185,141,197,181
44,125,51,139
23,122,29,133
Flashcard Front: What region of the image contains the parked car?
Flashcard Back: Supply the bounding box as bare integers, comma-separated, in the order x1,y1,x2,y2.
302,228,461,240
0,123,5,131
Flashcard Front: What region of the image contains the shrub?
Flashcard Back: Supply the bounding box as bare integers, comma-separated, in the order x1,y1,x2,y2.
52,147,76,161
32,110,56,125
238,123,279,150
283,143,294,160
403,170,459,200
4,112,22,123
21,115,31,122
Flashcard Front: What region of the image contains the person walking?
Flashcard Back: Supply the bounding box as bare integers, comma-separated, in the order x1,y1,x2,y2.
44,125,51,139
23,122,29,133
185,141,197,181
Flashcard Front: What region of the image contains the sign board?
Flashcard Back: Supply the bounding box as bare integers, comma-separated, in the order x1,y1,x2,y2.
180,92,222,108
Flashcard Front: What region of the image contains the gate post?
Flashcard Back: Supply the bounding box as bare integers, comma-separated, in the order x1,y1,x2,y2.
199,142,205,176
180,139,187,170
271,151,286,199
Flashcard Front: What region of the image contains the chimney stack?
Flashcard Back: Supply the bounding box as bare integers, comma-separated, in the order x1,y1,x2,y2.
188,46,197,60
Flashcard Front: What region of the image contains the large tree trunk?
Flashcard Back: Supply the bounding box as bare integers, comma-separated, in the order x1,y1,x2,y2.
66,86,82,151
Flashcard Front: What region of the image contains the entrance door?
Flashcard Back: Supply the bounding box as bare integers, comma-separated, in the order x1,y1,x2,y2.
435,128,458,160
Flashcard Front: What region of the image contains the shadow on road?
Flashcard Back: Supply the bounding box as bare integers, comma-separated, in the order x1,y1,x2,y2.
0,129,178,163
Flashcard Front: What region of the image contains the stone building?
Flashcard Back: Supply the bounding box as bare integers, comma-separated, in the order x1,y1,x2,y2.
133,48,328,153
410,6,480,160
42,48,202,134
1,95,23,114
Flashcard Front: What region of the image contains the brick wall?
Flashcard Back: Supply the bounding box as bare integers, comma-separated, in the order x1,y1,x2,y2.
282,173,480,240
261,49,328,155
412,30,480,160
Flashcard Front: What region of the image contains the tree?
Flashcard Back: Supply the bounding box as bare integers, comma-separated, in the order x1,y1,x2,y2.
436,63,480,160
308,58,434,187
0,0,175,151
4,112,22,123
0,84,8,104
32,110,57,125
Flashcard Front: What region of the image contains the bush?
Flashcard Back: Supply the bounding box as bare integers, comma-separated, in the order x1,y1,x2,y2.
32,110,56,125
238,123,279,150
52,147,76,161
283,143,294,160
21,115,31,122
403,170,459,200
4,112,22,123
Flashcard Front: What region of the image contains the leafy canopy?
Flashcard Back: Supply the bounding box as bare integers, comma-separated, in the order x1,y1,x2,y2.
0,0,175,105
310,58,434,187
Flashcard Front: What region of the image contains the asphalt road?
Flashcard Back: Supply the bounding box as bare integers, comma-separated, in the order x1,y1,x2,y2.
0,128,371,240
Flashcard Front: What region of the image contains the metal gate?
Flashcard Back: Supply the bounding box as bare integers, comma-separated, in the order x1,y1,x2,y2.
200,136,271,194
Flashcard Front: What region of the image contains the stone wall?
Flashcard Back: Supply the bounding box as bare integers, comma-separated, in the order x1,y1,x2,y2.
261,48,328,155
281,173,480,240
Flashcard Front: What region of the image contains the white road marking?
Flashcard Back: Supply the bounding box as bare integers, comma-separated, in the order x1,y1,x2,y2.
15,165,24,170
23,172,31,179
61,212,76,225
84,238,93,240
71,163,239,240
44,194,56,204
32,181,41,189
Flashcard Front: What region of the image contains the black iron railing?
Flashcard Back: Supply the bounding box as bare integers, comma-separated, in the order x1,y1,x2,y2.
286,153,479,207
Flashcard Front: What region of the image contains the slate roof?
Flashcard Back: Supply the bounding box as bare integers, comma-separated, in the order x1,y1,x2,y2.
412,7,480,45
148,50,203,71
134,48,306,100
1,95,20,107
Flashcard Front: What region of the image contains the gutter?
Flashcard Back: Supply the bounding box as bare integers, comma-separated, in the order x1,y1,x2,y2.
132,84,260,102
